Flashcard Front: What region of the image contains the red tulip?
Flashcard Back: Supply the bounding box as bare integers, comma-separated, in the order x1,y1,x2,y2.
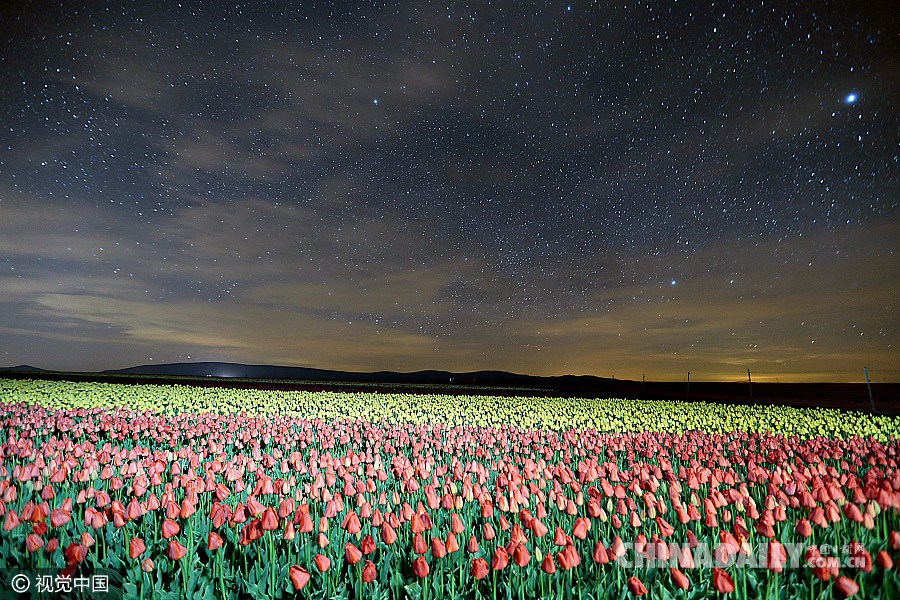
572,518,588,540
381,523,397,545
362,560,376,583
413,532,428,554
64,543,86,564
472,557,489,579
467,535,479,553
26,534,44,553
627,575,648,596
843,503,863,523
795,518,812,537
593,541,609,564
283,521,296,541
297,511,314,534
129,537,146,559
446,533,460,553
531,518,549,537
889,531,900,551
410,513,425,534
766,540,786,572
49,509,71,528
492,547,509,570
361,535,376,555
314,554,331,572
541,552,556,574
676,545,695,569
344,543,362,565
288,565,310,590
343,511,361,534
2,511,20,531
261,507,279,531
553,526,567,546
431,537,447,559
834,576,859,597
712,568,734,594
670,568,690,590
161,519,180,539
413,556,429,578
450,513,464,535
167,540,187,561
755,520,775,538
656,516,675,537
208,532,223,551
141,558,154,572
513,543,530,567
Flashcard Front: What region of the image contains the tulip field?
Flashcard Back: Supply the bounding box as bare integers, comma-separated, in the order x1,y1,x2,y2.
1,379,899,599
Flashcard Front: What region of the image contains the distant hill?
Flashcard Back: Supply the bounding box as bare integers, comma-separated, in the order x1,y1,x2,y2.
0,365,45,372
103,361,542,385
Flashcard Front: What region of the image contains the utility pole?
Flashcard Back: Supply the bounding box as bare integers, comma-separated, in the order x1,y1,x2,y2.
864,367,874,412
642,374,645,397
686,371,690,400
748,369,753,399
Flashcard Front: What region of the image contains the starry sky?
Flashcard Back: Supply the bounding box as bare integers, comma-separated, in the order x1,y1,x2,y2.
1,1,897,382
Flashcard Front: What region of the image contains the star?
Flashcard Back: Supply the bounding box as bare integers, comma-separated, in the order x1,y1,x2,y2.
845,93,857,104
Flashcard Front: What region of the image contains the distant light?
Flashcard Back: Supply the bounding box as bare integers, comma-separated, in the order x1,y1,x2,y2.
671,280,676,286
567,5,572,10
845,93,857,104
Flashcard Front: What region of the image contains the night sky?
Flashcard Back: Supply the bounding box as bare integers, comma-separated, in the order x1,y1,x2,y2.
1,2,897,382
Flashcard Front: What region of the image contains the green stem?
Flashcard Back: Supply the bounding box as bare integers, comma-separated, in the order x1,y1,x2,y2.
217,550,225,599
268,532,275,600
182,558,189,597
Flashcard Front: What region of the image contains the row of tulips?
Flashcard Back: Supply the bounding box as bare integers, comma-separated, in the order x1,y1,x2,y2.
0,378,898,599
3,379,897,441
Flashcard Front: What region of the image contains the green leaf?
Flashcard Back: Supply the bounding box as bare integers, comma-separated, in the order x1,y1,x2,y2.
404,582,423,600
122,581,139,600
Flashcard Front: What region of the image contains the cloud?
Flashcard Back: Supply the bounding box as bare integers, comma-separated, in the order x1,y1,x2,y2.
3,177,896,381
499,222,899,380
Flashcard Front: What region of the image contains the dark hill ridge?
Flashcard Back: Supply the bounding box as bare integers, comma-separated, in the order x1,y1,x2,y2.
103,361,542,384
0,365,45,372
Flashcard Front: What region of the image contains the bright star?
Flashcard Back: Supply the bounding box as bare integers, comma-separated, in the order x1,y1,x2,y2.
671,280,676,286
373,98,379,105
845,93,857,104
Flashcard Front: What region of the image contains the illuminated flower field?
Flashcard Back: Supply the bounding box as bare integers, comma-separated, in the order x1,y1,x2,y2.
0,379,898,599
